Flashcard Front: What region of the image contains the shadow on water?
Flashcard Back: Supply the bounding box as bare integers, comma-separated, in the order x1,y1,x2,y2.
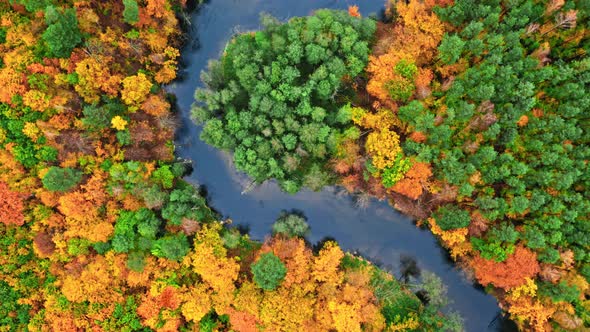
167,1,518,331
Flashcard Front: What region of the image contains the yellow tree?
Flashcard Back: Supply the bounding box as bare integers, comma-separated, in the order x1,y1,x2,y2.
121,73,152,110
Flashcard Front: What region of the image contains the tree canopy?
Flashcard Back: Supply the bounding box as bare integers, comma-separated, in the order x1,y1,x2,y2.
194,10,376,193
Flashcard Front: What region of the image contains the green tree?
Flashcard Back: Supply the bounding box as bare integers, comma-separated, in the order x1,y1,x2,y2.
42,167,82,192
433,204,470,230
251,252,287,290
272,213,310,237
152,234,190,261
42,8,82,58
123,0,139,24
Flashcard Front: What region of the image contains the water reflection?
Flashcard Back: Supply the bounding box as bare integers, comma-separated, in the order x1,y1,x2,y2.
169,0,518,330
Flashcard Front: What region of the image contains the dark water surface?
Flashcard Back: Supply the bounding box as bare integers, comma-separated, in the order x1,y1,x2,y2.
168,1,516,331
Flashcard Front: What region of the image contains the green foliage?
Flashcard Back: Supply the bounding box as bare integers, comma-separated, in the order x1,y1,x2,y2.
0,280,31,330
406,0,590,275
16,0,53,13
42,167,83,192
82,99,125,132
370,269,419,325
122,0,139,24
42,8,82,58
221,228,242,249
162,183,215,225
98,296,149,331
381,157,412,188
112,208,161,255
251,252,287,291
272,213,310,237
538,281,581,304
433,204,470,231
152,234,190,261
152,165,174,189
414,272,463,332
438,34,465,64
194,10,376,192
385,79,414,103
67,238,91,256
395,59,418,80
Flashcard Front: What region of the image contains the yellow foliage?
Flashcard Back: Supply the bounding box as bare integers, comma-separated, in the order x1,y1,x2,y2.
75,57,122,103
365,128,402,170
22,122,41,141
388,312,420,331
428,217,468,248
508,277,537,300
312,241,344,285
23,90,50,112
233,281,263,317
328,301,362,332
259,287,315,331
121,73,152,109
111,116,128,131
184,224,240,293
506,295,556,331
60,253,126,303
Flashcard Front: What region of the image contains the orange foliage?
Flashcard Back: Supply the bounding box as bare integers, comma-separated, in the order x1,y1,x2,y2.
226,307,259,332
472,245,540,289
348,5,361,18
408,131,427,143
367,0,444,104
262,237,312,287
141,94,170,116
0,181,25,226
60,253,126,303
0,66,26,104
58,191,113,242
390,161,432,199
146,0,168,18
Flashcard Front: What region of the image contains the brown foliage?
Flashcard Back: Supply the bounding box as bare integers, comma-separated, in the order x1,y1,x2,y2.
473,246,540,289
33,232,55,258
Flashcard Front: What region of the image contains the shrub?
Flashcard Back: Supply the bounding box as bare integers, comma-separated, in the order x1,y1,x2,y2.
251,252,287,290
42,167,82,192
272,213,309,237
433,204,470,230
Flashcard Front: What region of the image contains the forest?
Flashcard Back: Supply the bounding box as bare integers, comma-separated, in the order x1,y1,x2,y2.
0,0,588,331
195,0,590,331
0,0,461,331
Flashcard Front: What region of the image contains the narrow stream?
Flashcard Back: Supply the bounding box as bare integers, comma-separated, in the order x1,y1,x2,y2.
167,1,517,330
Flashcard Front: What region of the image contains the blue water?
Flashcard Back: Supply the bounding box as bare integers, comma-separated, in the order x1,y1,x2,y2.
167,1,516,330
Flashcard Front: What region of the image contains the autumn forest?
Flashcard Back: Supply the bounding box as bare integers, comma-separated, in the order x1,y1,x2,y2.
0,0,588,331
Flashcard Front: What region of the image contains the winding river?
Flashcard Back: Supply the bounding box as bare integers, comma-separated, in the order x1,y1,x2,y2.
167,1,517,331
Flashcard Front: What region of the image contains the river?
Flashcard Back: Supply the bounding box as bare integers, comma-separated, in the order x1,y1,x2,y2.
167,0,517,330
